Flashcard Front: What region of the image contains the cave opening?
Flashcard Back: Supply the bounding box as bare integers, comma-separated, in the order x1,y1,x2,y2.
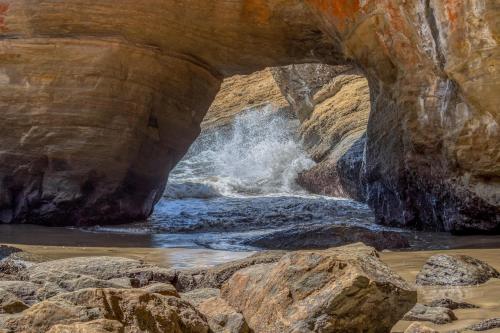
139,63,402,252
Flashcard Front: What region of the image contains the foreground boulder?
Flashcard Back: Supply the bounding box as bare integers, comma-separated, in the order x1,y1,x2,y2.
221,243,416,332
174,251,285,292
2,288,210,333
416,254,500,286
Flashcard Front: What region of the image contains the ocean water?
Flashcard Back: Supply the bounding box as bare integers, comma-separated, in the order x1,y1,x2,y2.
81,106,384,250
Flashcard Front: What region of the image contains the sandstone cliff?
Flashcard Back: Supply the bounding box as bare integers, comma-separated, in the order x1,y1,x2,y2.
0,0,498,232
306,0,499,232
0,1,336,225
202,68,288,130
272,64,370,201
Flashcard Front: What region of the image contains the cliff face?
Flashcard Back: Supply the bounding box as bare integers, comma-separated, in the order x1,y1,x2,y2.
202,69,289,130
272,64,370,201
306,0,499,232
0,0,498,232
0,1,336,225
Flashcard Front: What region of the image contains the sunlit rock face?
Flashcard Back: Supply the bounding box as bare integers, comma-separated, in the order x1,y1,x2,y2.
0,0,498,232
272,64,370,201
306,0,499,232
0,1,338,225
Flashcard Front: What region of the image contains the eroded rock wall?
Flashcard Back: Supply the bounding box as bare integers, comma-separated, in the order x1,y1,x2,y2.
0,0,498,232
202,68,289,130
272,64,370,200
306,0,500,232
0,0,338,225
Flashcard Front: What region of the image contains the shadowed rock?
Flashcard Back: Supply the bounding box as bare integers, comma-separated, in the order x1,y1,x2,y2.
0,288,29,314
243,224,410,251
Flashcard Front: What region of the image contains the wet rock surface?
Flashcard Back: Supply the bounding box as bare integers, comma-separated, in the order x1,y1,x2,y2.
307,1,500,233
416,254,500,286
243,224,410,251
272,65,370,201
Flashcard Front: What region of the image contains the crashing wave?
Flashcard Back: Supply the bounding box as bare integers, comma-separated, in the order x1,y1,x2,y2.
167,105,315,198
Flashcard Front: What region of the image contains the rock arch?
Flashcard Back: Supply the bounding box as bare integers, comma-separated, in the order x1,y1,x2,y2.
0,0,498,232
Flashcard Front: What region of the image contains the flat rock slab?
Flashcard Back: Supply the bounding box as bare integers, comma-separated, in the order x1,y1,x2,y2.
416,254,500,286
403,304,457,324
243,224,410,251
26,256,146,281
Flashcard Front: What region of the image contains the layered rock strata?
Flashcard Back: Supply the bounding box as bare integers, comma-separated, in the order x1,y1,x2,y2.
0,0,337,226
221,243,416,332
306,0,500,232
272,64,370,200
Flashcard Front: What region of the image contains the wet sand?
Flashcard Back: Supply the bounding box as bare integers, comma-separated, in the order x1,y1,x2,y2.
3,243,499,332
384,249,500,333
